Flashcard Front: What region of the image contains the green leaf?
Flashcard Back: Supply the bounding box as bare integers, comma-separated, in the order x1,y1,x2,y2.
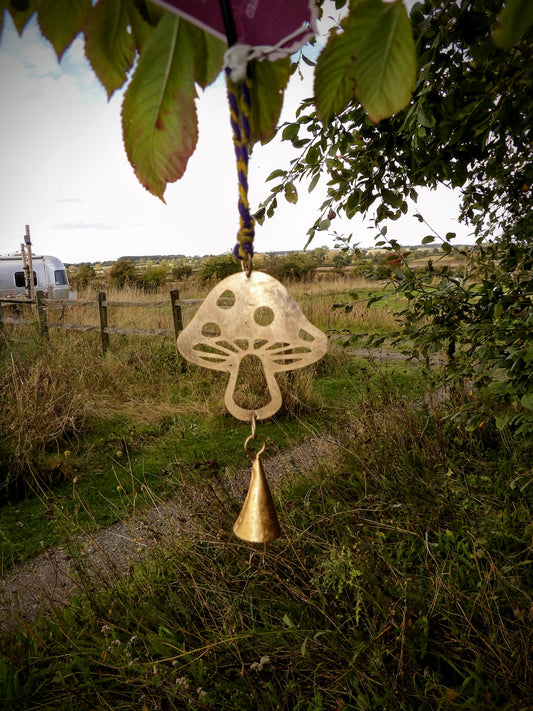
85,0,136,99
314,27,358,124
284,182,298,204
382,188,402,207
421,235,435,244
305,145,321,165
316,0,416,124
282,123,299,141
37,0,91,60
441,242,452,254
234,58,292,145
8,0,35,35
493,0,533,49
283,614,295,628
495,414,512,430
308,173,320,193
190,24,225,89
122,14,199,200
266,169,287,182
127,2,157,53
521,392,533,411
417,106,435,128
352,0,417,123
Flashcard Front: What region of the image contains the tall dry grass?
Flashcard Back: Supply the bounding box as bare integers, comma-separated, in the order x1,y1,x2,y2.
64,275,397,336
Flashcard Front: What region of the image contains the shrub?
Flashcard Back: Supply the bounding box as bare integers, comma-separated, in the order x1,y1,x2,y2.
171,263,193,280
109,259,138,289
197,254,241,283
69,263,96,291
137,264,169,292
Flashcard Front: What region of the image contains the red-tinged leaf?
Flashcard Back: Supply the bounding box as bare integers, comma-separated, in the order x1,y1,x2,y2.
8,0,36,35
122,14,200,200
84,0,136,99
37,0,91,60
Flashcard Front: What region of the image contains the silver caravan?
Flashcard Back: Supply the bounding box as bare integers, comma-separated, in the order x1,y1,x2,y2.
0,253,74,299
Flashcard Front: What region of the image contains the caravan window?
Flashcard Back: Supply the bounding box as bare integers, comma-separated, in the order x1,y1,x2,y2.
54,269,68,286
14,271,37,287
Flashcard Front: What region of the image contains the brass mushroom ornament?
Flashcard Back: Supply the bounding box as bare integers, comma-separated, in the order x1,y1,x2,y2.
177,270,328,543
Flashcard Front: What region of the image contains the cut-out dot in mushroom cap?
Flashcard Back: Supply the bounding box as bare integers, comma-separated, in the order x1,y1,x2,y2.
177,271,328,420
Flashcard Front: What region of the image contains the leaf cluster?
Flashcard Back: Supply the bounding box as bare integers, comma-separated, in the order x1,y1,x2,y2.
1,0,422,202
265,0,533,245
262,0,533,439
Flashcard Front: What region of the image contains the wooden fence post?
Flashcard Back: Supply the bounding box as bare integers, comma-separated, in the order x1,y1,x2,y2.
170,289,183,342
98,292,109,354
36,291,48,337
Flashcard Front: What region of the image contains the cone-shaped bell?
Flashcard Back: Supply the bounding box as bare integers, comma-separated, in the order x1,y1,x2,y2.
233,453,281,543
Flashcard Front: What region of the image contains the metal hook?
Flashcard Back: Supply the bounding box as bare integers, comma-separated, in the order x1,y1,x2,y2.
244,433,266,460
241,254,253,278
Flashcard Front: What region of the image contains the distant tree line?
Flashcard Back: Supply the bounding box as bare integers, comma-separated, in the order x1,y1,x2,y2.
67,246,465,292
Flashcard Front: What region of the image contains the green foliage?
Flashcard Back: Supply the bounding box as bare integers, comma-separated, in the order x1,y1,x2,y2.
84,0,136,99
262,252,321,282
315,0,416,124
197,253,241,283
69,262,96,290
493,0,533,48
2,376,531,709
171,262,192,280
137,263,168,292
390,240,533,440
265,0,533,439
121,14,225,199
0,0,422,199
267,0,532,243
36,0,90,60
108,258,137,288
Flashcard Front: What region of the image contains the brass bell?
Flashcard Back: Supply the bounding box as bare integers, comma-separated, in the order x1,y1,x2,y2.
233,438,281,543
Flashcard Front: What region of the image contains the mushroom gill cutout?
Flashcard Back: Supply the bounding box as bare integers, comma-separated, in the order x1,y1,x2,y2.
177,271,328,421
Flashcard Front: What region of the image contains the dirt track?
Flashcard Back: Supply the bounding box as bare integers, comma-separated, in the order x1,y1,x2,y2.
0,436,336,636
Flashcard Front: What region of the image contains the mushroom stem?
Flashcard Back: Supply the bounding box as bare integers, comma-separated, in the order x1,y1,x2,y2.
225,361,282,421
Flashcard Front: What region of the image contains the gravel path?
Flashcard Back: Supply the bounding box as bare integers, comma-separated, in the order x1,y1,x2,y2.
0,346,447,637
0,436,336,636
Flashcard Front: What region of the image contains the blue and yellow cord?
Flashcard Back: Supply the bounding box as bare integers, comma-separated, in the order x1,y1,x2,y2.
226,68,254,267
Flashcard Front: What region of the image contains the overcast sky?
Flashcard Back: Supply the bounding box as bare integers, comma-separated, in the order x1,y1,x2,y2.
0,6,473,264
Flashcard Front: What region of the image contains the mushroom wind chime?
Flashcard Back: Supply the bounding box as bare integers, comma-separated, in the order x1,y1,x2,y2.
158,0,328,543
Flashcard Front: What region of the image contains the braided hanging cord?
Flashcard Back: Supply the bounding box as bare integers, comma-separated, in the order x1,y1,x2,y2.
226,68,255,266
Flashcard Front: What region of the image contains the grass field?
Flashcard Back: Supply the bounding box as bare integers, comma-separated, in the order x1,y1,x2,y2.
0,275,531,710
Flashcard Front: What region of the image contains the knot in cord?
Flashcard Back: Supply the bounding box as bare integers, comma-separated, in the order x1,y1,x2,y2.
226,66,254,264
